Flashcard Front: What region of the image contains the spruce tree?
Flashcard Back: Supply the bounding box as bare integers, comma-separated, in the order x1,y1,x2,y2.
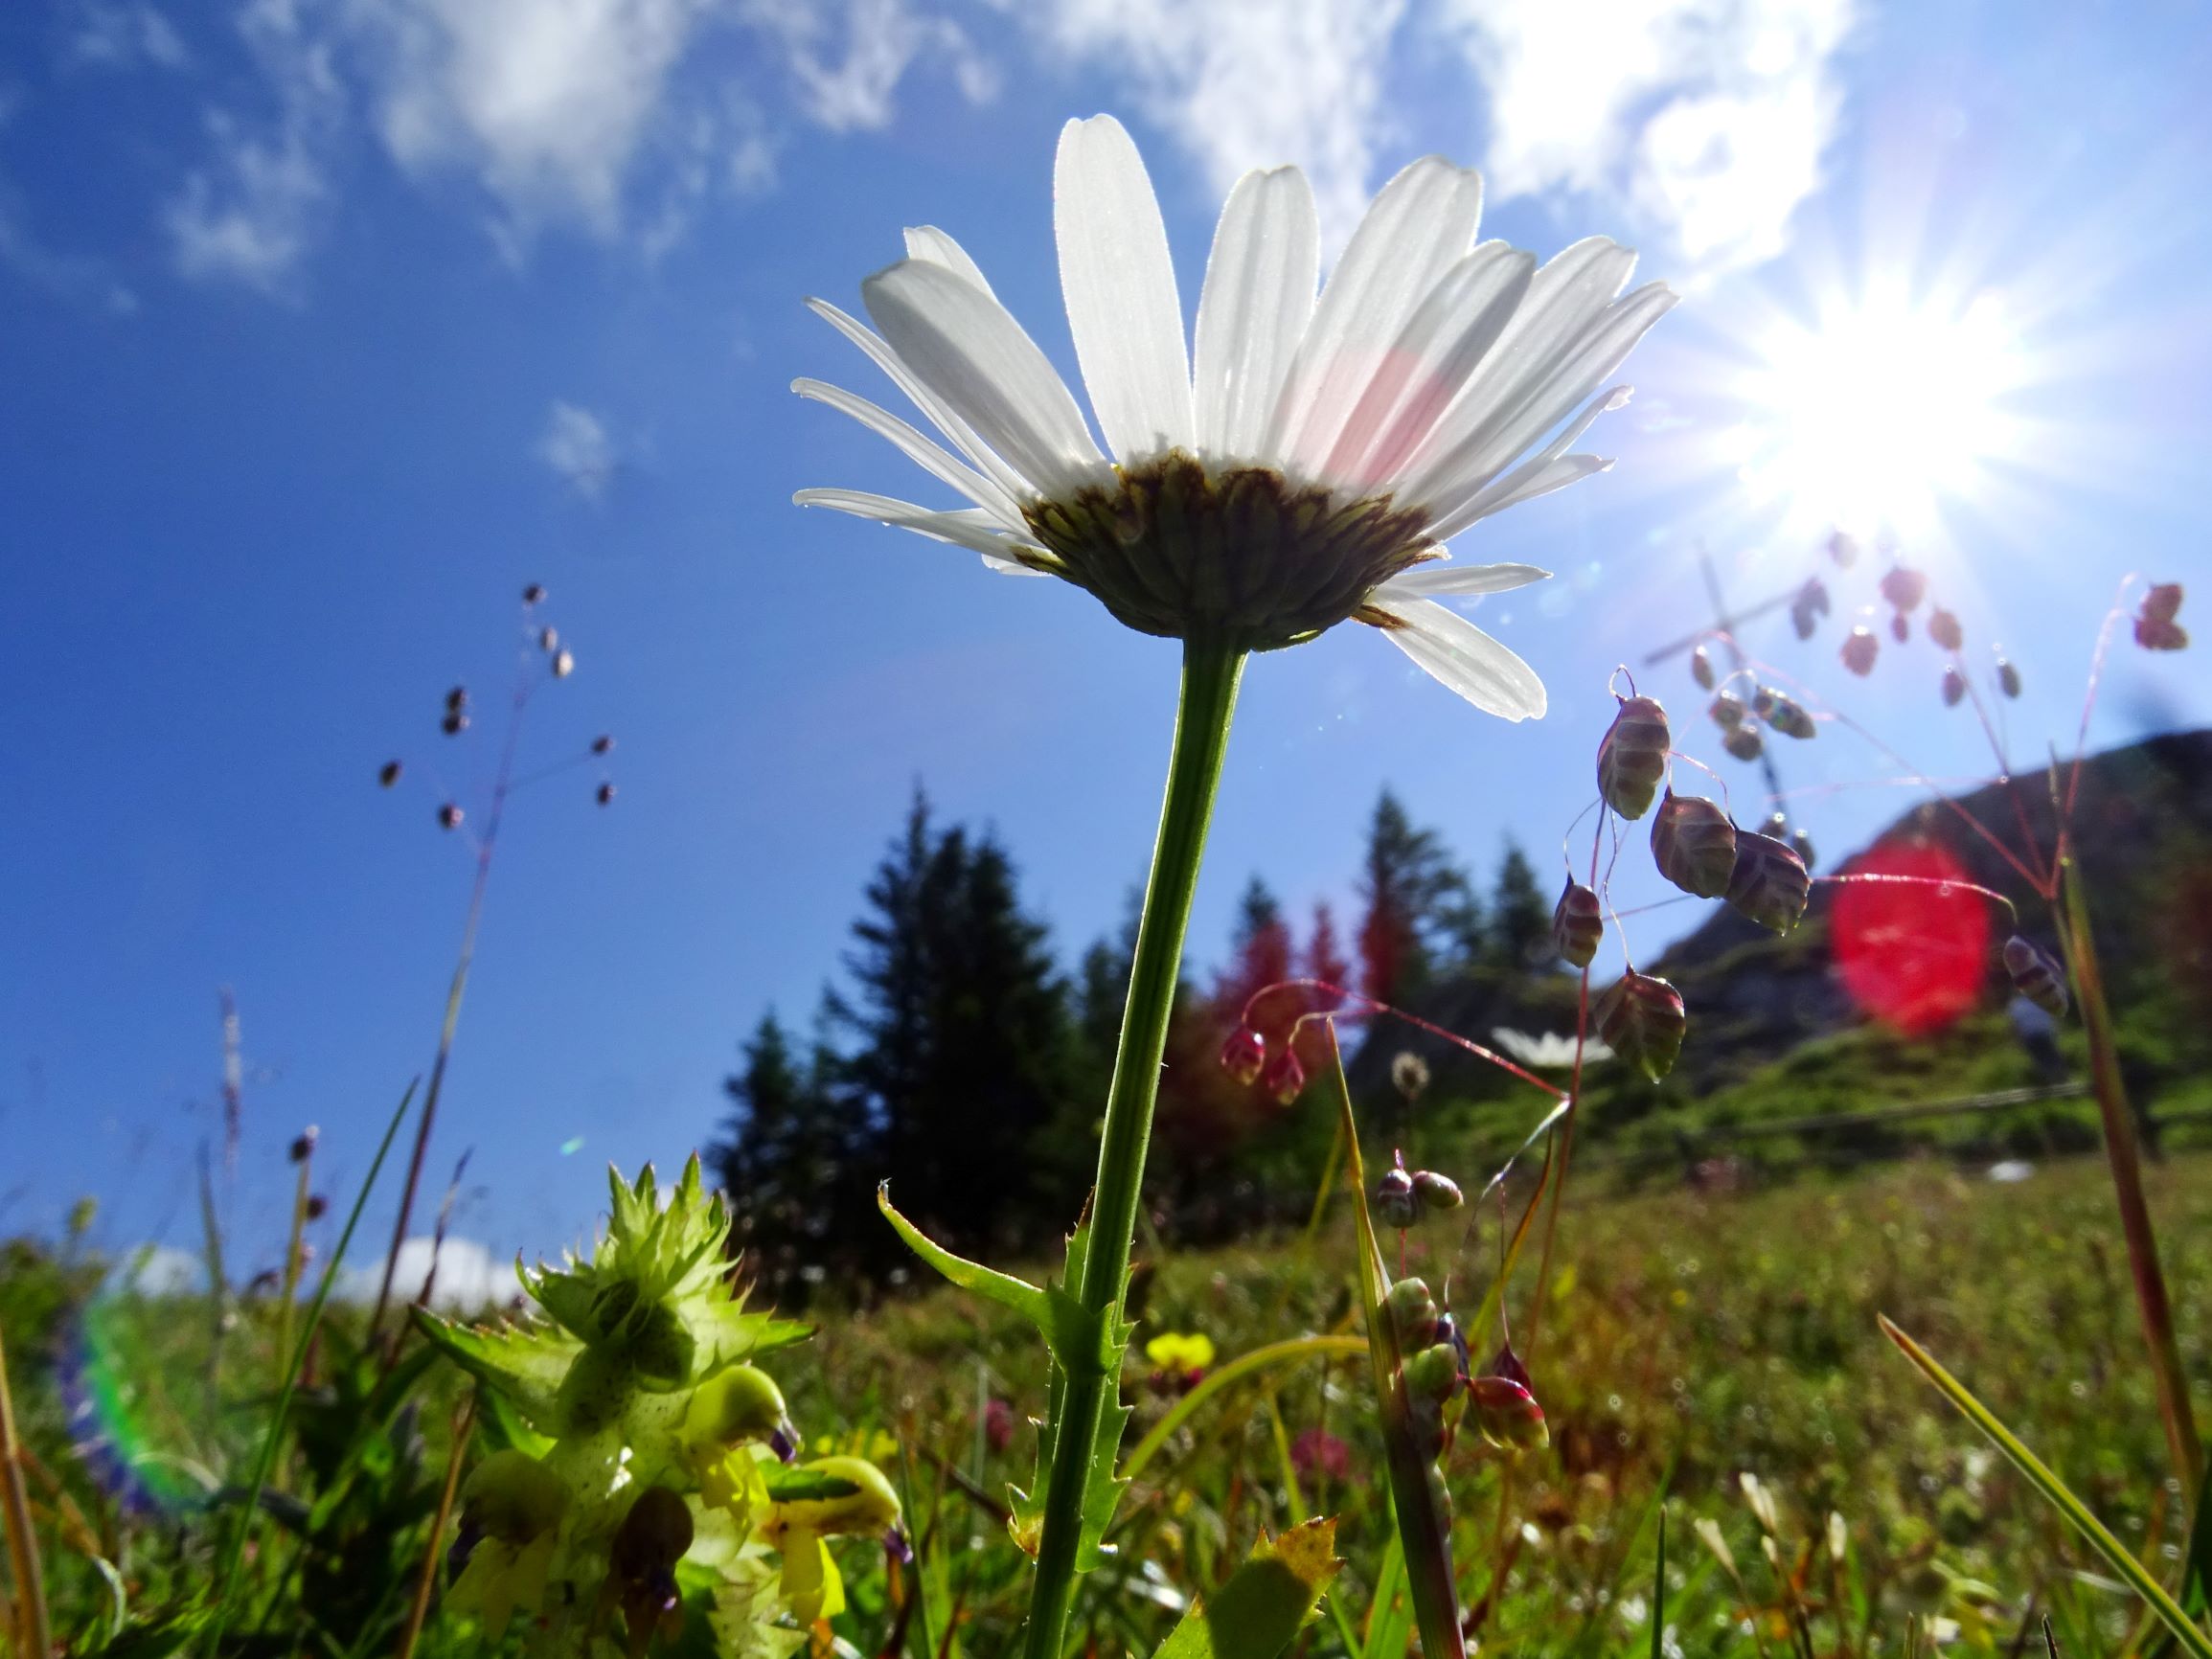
1357,789,1472,1004
1487,837,1553,971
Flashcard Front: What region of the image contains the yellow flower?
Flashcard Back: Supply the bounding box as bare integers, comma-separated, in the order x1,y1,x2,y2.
1144,1331,1216,1373
761,1457,902,1627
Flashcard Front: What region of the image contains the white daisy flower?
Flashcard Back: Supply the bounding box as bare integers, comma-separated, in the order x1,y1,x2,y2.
795,114,1675,720
1492,1028,1615,1069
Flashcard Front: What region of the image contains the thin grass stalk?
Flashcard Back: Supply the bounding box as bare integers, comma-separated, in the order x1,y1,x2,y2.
0,1325,52,1659
2054,852,2203,1503
273,1155,311,1416
203,1079,417,1658
397,1394,476,1659
1020,634,1244,1659
1119,1335,1365,1482
370,668,530,1338
1881,1315,2212,1659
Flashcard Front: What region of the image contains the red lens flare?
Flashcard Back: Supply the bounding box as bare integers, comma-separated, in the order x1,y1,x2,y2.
1831,840,1991,1035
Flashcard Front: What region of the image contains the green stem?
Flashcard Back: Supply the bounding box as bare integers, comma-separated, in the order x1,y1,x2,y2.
1021,635,1245,1659
2055,853,2203,1504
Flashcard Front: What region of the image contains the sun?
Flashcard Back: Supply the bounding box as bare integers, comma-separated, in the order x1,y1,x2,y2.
1726,285,2026,539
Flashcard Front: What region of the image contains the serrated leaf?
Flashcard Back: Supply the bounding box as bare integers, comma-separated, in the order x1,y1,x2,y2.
1154,1519,1343,1659
1007,1221,1131,1571
410,1307,580,1427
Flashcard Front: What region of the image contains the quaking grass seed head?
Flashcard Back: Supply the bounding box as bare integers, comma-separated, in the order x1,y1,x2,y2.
1841,625,1880,676
1725,830,1812,935
1942,665,1968,707
1928,607,1964,651
1595,970,1686,1082
1219,1025,1266,1085
1722,724,1764,762
1690,644,1716,689
1553,878,1603,967
1597,694,1671,820
1650,789,1737,899
1374,1160,1418,1229
2002,935,2069,1018
1261,1043,1307,1105
1411,1170,1463,1212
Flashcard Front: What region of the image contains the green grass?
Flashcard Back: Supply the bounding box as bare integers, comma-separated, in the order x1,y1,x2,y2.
6,1149,2206,1655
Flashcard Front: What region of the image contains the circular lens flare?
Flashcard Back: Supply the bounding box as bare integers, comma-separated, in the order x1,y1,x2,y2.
1831,841,1991,1035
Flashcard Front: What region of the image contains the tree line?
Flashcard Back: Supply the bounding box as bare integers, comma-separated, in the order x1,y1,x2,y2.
709,789,1564,1290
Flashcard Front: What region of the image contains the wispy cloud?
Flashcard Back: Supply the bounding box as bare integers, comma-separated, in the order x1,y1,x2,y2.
67,1,191,71
1019,0,1407,246
164,0,338,294
1441,0,1857,270
541,400,616,499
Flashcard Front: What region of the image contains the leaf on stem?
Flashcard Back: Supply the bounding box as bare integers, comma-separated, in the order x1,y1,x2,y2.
1153,1519,1344,1659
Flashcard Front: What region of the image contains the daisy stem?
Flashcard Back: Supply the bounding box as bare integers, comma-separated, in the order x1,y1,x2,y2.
1023,633,1245,1659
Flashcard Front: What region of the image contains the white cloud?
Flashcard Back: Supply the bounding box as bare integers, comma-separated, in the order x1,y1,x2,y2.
751,0,994,134
1017,0,1408,245
351,0,720,239
111,1243,206,1296
1440,0,1856,270
540,400,616,498
68,2,191,70
344,1235,524,1310
164,0,339,293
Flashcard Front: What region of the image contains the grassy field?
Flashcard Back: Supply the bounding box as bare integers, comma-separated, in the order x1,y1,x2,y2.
7,1144,2205,1656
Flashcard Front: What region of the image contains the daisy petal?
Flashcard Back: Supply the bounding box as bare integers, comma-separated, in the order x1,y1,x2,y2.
1193,166,1318,464
794,488,1053,565
792,377,1026,526
862,258,1107,499
1421,384,1633,540
807,297,1035,505
1323,241,1536,492
1055,114,1194,463
1368,596,1546,721
1371,560,1551,599
904,226,997,298
1269,155,1485,480
1402,286,1672,517
1396,238,1639,503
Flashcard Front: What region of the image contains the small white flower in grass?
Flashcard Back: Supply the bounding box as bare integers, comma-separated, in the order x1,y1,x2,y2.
1492,1028,1614,1068
794,114,1675,720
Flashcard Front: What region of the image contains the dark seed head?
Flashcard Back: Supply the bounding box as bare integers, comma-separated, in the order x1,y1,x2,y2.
1709,691,1745,730
1840,626,1879,676
288,1126,318,1163
1941,665,1968,707
1690,645,1716,690
1790,827,1817,872
2002,935,2069,1018
1219,1025,1266,1085
1597,695,1671,820
1261,1044,1306,1105
592,734,614,755
1996,657,2022,698
2134,616,2189,651
378,760,401,787
305,1193,329,1220
439,803,464,830
445,685,467,714
1927,608,1964,651
1650,789,1738,899
523,583,547,605
1722,725,1765,762
1411,1170,1463,1212
442,710,468,737
1552,879,1604,968
1595,971,1686,1082
2142,582,2183,625
1880,567,1927,613
1374,1162,1418,1229
1725,831,1812,934
1889,611,1910,644
596,782,616,807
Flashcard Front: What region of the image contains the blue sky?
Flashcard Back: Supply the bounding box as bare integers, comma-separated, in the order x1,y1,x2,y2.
5,0,2209,1283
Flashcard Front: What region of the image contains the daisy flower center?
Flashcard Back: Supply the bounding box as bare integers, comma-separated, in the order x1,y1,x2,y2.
1020,451,1441,649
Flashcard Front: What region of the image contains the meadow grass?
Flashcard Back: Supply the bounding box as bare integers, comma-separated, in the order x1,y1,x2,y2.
7,1144,2204,1653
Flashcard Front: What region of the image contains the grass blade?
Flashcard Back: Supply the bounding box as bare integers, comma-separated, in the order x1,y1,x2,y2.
1651,1511,1666,1659
1118,1335,1364,1485
202,1079,418,1657
1880,1315,2212,1659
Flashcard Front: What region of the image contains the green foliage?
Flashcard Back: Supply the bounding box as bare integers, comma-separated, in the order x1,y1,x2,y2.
1152,1518,1341,1659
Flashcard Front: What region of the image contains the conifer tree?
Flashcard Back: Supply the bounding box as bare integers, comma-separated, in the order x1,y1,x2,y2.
1357,789,1472,1005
